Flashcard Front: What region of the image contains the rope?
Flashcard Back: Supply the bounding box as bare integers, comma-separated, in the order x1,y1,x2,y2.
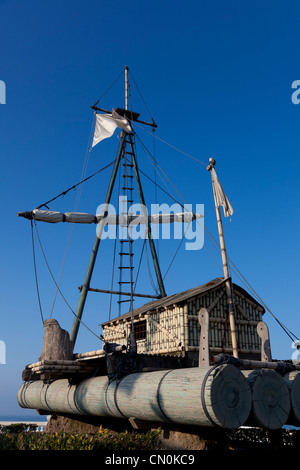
163,222,191,281
94,69,125,105
36,159,116,210
133,237,146,293
136,133,223,272
129,69,156,126
33,220,102,341
134,122,207,166
50,117,96,316
227,257,299,342
30,221,44,323
108,165,121,321
135,132,299,344
145,240,159,296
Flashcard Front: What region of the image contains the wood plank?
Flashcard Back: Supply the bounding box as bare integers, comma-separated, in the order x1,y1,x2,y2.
198,308,210,368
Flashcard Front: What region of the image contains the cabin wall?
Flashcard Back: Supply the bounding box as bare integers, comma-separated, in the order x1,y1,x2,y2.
102,287,264,360
102,305,186,355
186,288,263,358
144,306,185,354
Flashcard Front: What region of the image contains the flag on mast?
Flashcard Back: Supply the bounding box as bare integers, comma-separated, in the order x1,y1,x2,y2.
92,109,132,148
211,168,234,218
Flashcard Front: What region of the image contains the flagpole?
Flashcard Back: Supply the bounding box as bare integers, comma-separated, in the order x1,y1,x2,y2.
207,158,239,358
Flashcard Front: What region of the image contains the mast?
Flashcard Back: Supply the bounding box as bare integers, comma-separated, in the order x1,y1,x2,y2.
70,65,166,346
207,158,239,358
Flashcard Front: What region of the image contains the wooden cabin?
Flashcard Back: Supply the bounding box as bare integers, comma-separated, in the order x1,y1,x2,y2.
101,277,267,365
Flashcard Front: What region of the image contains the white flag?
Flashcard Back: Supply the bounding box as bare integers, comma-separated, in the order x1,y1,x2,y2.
92,109,132,148
211,168,234,218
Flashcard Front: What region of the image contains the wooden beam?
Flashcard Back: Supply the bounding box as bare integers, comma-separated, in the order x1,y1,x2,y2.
79,286,160,299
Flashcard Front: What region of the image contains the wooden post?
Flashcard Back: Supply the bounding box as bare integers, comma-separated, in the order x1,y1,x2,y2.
198,308,210,367
207,158,239,358
257,321,272,362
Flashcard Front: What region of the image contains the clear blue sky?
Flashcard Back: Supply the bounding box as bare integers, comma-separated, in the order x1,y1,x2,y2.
0,0,300,417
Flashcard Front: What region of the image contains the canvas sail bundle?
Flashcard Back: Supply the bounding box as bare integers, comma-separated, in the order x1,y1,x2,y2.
18,209,203,225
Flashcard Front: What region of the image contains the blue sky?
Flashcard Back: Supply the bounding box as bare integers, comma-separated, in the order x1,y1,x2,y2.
0,0,300,417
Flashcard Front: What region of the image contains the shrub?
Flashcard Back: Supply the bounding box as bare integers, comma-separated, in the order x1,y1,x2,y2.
0,426,161,451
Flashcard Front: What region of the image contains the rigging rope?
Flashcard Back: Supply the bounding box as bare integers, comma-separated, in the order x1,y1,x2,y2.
134,122,207,167
163,222,191,281
94,69,125,105
108,163,121,321
36,159,116,210
30,221,44,323
129,69,156,127
33,220,102,341
133,237,146,293
145,240,160,296
135,132,224,272
50,117,96,317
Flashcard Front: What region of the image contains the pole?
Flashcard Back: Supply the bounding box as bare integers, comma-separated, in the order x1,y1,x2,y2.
207,158,239,358
69,133,126,345
125,65,129,111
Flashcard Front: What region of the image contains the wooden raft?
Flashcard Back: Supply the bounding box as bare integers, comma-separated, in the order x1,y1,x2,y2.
18,364,252,430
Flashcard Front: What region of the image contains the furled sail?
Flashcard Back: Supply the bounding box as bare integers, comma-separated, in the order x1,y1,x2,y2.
92,109,132,148
17,209,203,225
211,167,234,218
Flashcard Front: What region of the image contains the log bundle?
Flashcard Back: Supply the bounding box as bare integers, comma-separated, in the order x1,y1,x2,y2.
18,364,251,430
18,365,300,430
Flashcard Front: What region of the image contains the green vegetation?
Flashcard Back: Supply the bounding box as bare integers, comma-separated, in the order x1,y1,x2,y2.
0,423,161,450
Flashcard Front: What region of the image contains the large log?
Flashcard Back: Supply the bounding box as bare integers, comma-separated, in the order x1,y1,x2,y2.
242,369,290,430
284,370,300,426
18,364,252,430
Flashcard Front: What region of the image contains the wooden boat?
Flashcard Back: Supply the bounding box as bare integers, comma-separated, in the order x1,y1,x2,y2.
17,66,300,431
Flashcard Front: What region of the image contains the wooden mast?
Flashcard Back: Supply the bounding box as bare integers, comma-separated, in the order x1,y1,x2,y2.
70,66,166,346
207,158,239,358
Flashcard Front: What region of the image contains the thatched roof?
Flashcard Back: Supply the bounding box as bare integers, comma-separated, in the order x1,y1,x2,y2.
102,277,265,326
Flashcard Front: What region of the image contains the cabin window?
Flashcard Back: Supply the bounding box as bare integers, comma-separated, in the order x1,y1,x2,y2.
132,320,147,341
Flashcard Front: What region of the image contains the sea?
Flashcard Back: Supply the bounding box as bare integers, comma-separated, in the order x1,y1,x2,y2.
0,414,50,428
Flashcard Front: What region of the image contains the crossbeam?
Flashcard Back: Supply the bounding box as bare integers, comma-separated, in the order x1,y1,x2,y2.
78,286,160,300
91,104,157,128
